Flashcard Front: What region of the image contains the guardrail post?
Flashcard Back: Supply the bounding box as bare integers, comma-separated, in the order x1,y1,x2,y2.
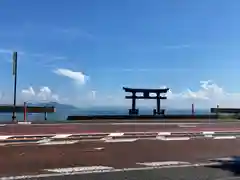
192,103,195,116
44,106,47,121
216,104,219,118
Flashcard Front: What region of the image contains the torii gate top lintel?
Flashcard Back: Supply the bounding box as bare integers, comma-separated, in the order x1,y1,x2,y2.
123,87,169,94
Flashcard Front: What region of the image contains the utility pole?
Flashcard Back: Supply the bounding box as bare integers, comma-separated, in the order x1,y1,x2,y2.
12,52,17,122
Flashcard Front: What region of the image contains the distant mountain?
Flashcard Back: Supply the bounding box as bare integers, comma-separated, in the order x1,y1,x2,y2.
28,102,81,121
33,102,79,111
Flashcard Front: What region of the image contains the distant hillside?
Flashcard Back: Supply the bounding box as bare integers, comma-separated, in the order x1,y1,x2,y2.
31,102,79,112
28,102,80,121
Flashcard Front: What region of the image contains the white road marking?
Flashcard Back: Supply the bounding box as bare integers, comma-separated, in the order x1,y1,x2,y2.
0,142,42,146
39,140,79,145
3,131,240,145
158,132,171,136
108,133,124,137
204,135,213,138
156,137,190,141
202,131,215,135
156,136,165,140
94,147,105,150
36,138,51,143
0,132,109,138
51,134,72,139
104,138,137,143
17,122,32,125
0,162,222,180
0,131,231,140
45,166,114,173
0,136,12,140
210,156,240,162
136,161,191,166
213,136,236,139
178,125,196,128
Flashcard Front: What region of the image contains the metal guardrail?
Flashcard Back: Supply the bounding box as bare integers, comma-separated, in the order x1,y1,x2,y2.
67,115,218,120
211,108,240,114
0,106,55,113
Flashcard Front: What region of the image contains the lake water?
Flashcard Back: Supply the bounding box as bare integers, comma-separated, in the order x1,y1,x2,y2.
0,108,211,122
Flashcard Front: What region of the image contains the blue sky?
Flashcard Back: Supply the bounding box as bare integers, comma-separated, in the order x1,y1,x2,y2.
0,0,240,108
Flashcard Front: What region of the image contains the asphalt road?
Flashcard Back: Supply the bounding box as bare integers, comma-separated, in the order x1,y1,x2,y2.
2,139,240,177
16,119,240,124
2,121,240,179
34,166,240,180
2,122,240,135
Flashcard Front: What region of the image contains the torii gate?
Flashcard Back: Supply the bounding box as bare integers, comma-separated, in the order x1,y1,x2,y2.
123,87,169,115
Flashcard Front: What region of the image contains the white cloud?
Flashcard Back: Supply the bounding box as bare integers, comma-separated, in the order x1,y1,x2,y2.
155,80,240,108
87,80,240,108
166,80,224,100
21,86,35,96
53,68,88,85
21,86,59,102
15,80,240,109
